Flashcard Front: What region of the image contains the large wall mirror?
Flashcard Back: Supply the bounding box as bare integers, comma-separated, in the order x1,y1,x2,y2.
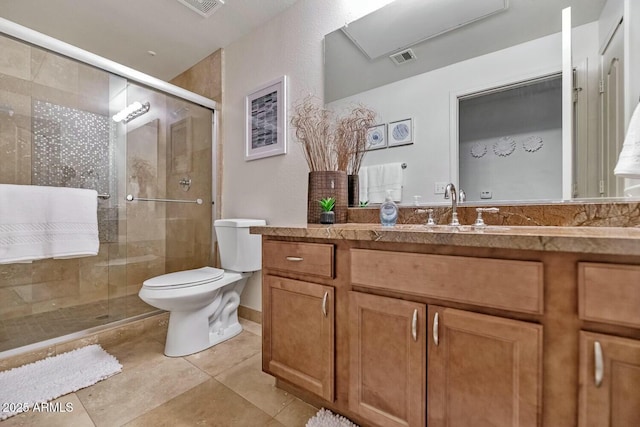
325,0,640,205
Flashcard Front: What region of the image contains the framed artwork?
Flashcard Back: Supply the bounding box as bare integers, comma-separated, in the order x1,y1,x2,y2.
245,75,287,161
388,118,413,147
366,124,387,150
170,117,192,173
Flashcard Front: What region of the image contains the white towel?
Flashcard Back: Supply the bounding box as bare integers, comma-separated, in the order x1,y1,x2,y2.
614,102,640,178
358,166,369,204
0,184,99,264
367,162,403,203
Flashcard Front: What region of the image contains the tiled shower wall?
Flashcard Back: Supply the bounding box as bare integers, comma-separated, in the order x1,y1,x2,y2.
0,34,120,325
0,33,214,351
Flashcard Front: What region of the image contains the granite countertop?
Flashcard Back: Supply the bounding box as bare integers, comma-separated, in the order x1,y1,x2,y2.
251,223,640,256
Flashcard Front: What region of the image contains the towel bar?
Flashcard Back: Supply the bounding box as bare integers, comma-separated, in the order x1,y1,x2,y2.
125,194,203,205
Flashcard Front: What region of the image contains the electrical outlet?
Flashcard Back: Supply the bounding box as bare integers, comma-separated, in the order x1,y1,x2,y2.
480,191,492,199
434,182,447,194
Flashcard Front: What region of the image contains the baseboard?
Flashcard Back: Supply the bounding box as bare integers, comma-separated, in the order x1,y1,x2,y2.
238,305,262,324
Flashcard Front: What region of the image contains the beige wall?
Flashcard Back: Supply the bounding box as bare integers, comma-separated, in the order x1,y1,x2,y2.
221,0,393,311
169,50,222,267
170,50,223,104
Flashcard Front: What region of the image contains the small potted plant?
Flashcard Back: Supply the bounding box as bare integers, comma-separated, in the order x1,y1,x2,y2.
319,197,336,224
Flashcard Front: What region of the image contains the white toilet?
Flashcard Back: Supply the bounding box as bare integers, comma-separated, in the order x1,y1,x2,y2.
139,218,265,357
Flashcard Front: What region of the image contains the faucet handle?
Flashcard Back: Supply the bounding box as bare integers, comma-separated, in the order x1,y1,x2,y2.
459,189,466,203
474,207,500,228
415,208,436,226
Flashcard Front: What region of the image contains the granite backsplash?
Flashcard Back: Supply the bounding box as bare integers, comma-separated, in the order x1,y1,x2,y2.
348,201,640,227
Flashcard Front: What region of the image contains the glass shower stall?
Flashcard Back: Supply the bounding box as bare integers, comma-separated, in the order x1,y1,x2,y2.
0,30,214,353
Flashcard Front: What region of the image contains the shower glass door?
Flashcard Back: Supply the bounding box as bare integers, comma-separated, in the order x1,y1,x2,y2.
0,32,213,353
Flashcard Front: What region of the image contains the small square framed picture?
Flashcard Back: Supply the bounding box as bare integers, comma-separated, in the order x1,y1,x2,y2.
365,124,387,150
388,118,413,147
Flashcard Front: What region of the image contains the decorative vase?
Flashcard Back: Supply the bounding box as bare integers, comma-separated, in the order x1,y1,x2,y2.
320,211,335,224
348,174,359,207
307,171,348,224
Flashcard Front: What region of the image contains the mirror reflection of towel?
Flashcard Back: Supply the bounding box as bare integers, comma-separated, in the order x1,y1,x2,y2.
367,162,403,203
358,166,369,203
614,103,640,178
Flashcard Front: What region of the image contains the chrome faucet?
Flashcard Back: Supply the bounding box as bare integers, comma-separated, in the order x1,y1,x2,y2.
444,183,460,226
458,189,466,203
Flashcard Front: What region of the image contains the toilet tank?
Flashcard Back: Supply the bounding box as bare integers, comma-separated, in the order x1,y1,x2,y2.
214,219,266,272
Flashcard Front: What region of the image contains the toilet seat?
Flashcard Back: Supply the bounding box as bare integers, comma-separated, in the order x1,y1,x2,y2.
143,266,225,290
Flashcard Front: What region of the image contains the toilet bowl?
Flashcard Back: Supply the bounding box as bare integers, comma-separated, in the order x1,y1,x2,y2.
138,218,265,357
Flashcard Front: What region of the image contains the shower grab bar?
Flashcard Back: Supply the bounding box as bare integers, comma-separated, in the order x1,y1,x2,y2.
97,194,111,199
126,194,203,205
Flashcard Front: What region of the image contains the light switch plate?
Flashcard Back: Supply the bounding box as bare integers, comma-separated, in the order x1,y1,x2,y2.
434,182,447,194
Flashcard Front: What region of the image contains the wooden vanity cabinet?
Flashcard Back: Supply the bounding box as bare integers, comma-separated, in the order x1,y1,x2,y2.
257,235,640,427
349,249,544,427
348,292,426,427
577,262,640,427
427,306,543,427
262,240,335,401
578,331,640,427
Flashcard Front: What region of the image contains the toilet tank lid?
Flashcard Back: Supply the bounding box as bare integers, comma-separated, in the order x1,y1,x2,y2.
214,219,266,228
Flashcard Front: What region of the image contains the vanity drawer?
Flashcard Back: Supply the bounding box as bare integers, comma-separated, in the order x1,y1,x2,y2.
351,249,543,314
578,262,640,328
263,240,334,279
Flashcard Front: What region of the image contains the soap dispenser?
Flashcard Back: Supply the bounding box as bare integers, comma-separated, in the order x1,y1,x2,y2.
380,190,398,226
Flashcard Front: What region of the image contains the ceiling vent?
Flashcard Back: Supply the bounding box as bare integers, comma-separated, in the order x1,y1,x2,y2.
343,0,508,60
176,0,224,18
390,49,417,65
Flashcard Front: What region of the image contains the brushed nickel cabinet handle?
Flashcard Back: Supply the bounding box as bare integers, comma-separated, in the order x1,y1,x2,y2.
411,309,418,341
285,256,304,262
322,292,328,317
594,341,604,387
433,312,439,346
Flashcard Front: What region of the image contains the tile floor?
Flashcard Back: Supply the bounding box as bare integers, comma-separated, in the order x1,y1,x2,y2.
2,319,319,426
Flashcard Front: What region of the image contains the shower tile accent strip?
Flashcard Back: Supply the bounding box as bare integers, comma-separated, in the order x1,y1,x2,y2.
31,99,118,243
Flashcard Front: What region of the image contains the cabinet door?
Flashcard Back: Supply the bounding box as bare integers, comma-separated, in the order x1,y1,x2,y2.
428,306,542,427
349,291,426,427
579,331,640,427
263,275,334,401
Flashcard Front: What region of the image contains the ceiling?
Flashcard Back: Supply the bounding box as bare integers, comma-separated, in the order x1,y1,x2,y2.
0,0,298,81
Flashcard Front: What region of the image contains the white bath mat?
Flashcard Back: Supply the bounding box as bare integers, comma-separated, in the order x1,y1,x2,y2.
0,344,122,420
306,408,359,427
